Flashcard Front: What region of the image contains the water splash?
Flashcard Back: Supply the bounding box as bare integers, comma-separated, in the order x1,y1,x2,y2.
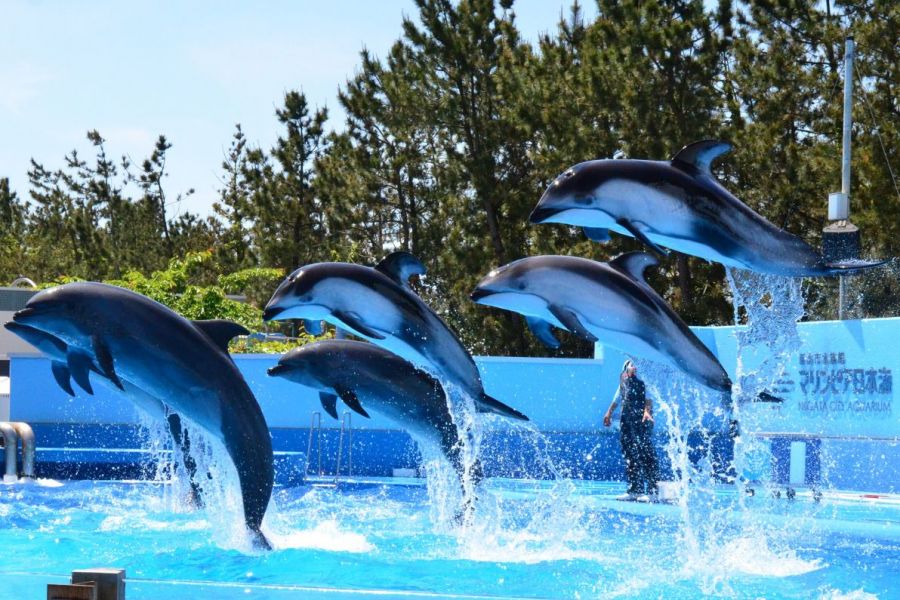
622,269,817,594
134,408,272,552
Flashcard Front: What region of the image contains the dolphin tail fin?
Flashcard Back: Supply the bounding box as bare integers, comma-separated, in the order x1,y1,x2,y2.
249,527,272,551
477,393,529,421
823,258,890,275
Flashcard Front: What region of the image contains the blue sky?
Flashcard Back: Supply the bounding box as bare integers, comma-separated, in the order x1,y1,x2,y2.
1,0,594,218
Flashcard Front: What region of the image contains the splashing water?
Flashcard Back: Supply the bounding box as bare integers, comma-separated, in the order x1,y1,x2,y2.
623,269,820,594
133,408,271,552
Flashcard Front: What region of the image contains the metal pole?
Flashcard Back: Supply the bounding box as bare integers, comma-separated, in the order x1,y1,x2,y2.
837,37,855,321
841,37,855,202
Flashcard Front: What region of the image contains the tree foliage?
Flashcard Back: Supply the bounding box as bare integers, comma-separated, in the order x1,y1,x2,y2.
2,0,898,356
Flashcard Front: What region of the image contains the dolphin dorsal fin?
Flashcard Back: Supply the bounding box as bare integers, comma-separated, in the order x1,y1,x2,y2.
193,319,250,354
671,140,732,175
375,251,426,289
609,252,659,286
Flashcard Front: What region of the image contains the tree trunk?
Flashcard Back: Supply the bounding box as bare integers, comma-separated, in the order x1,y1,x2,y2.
677,253,693,312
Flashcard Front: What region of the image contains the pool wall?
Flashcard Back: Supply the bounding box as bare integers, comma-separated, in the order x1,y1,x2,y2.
7,317,899,491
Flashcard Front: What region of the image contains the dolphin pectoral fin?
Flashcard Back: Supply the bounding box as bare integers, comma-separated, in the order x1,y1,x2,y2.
615,218,669,257
608,252,660,286
671,140,732,175
92,335,124,390
336,387,370,418
477,393,529,421
332,310,385,340
375,251,427,288
67,348,94,395
548,305,599,343
525,316,561,349
304,319,325,336
583,227,611,243
319,392,340,420
192,320,250,354
50,360,75,396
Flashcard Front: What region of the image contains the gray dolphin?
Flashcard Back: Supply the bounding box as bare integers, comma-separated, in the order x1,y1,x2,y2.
529,140,886,277
263,252,528,421
11,283,273,549
267,339,482,485
4,321,214,506
471,252,732,392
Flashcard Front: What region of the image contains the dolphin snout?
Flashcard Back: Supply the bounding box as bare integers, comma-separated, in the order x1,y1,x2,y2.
12,307,36,321
262,306,284,321
528,205,561,224
470,288,494,303
267,364,289,377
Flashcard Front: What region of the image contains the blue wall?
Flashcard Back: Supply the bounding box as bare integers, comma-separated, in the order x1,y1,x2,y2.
8,317,900,491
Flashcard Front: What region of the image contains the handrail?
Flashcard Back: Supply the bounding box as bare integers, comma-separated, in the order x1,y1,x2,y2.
334,412,352,485
305,412,322,478
0,422,19,482
10,422,35,478
751,432,900,442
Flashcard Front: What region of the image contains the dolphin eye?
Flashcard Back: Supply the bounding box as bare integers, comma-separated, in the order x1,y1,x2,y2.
517,281,527,291
573,193,593,205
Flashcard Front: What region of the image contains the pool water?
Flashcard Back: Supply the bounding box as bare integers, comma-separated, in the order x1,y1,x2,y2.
2,477,897,599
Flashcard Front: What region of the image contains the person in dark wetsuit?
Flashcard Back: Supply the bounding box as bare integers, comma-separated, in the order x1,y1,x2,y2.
603,360,659,501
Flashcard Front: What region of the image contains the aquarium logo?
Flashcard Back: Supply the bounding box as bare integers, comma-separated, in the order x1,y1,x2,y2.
796,351,892,417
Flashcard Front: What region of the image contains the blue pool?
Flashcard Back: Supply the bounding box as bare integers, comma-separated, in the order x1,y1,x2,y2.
3,296,898,598
2,477,897,599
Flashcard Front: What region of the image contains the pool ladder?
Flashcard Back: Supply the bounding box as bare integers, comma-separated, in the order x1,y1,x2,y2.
305,411,352,485
0,421,35,483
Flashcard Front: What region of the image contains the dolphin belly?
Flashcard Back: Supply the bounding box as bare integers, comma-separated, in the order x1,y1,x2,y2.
541,207,614,228
470,292,556,323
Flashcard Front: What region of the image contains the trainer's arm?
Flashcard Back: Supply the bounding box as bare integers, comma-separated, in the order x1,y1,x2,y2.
642,393,654,423
603,388,621,427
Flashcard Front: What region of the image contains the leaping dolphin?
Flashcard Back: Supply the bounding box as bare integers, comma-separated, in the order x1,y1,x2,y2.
4,321,213,507
267,340,482,486
10,283,274,549
471,252,733,392
529,140,886,277
263,252,528,421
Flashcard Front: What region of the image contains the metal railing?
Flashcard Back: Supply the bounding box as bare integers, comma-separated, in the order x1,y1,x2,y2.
305,412,323,477
304,411,353,485
334,412,352,484
0,421,35,482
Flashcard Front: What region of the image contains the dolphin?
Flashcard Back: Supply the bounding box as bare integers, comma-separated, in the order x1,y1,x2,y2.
10,282,273,549
471,252,733,392
267,339,482,486
263,252,528,421
529,140,886,277
3,321,212,506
